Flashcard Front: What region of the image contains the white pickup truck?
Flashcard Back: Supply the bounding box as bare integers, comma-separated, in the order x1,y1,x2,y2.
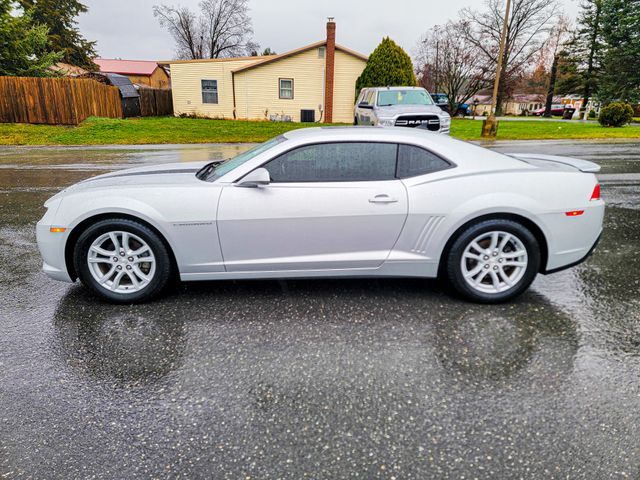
354,86,451,134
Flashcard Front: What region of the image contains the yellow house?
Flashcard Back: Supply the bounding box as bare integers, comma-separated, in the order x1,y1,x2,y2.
165,21,368,124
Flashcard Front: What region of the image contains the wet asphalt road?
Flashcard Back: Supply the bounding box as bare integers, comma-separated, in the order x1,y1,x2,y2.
1,140,639,479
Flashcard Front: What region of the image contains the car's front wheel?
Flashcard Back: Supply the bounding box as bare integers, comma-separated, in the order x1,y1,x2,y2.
444,219,541,303
74,218,173,303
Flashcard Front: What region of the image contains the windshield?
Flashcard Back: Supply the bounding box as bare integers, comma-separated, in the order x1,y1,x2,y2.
377,90,434,107
199,136,285,181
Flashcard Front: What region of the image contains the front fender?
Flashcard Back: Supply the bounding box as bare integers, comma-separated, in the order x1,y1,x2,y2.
55,188,225,276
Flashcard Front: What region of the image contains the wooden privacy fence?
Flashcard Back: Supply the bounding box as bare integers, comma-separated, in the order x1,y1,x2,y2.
139,88,173,117
0,76,123,125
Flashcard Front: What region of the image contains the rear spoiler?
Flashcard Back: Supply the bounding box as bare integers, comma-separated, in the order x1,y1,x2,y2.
508,153,601,173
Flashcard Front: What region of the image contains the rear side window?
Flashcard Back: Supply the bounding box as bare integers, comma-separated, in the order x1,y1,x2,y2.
397,144,451,178
265,142,398,182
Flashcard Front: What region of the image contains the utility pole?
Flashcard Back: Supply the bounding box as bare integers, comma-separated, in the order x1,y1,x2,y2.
482,0,512,138
435,40,440,93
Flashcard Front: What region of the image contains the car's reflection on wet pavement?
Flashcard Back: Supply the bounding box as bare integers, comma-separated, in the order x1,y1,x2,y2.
0,141,638,479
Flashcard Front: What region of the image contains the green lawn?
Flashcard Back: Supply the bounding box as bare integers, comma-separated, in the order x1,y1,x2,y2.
1,116,640,146
452,118,640,140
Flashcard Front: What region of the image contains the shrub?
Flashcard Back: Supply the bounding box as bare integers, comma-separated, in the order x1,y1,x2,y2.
588,109,597,119
598,103,634,127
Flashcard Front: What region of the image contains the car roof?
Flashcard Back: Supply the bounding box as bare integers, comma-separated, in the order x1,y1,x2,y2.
281,127,527,173
366,86,426,91
283,126,427,141
283,126,446,145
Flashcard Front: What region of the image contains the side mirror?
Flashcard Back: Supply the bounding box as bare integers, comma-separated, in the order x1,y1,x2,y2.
236,167,271,188
358,103,373,110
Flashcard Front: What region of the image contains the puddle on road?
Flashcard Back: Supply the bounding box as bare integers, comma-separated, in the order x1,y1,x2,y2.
1,140,639,478
0,143,254,193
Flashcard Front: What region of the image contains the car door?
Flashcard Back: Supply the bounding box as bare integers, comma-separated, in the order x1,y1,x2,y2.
217,142,408,272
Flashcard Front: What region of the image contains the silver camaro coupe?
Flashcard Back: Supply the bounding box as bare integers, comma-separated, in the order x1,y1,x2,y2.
37,127,604,303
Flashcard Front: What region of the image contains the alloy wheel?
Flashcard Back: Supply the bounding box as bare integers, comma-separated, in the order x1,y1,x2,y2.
87,231,156,294
460,231,529,294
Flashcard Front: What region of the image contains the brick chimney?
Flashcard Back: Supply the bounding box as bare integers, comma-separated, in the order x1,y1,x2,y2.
324,18,336,123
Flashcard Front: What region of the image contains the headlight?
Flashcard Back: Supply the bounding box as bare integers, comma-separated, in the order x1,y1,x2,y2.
378,118,395,127
440,115,451,125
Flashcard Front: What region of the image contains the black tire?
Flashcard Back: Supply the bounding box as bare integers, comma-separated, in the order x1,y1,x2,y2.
444,219,541,304
74,218,173,303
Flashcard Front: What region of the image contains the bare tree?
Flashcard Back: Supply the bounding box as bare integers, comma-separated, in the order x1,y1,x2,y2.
415,21,489,114
541,16,572,117
154,5,205,59
154,0,257,60
461,0,559,115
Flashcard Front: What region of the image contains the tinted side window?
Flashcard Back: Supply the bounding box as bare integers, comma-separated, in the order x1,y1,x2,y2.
265,142,398,182
397,144,451,178
365,90,375,105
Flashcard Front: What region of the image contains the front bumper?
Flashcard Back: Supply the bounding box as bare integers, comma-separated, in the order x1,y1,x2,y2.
36,218,74,283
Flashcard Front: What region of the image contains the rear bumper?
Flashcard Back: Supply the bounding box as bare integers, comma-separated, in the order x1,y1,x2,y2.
543,231,602,275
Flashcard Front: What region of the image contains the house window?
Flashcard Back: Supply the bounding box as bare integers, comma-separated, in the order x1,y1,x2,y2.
279,78,294,99
201,79,218,104
318,47,326,59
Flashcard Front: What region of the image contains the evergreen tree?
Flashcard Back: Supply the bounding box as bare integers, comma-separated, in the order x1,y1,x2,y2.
599,0,640,103
564,0,606,118
17,0,97,70
0,0,61,76
356,38,416,94
554,51,584,95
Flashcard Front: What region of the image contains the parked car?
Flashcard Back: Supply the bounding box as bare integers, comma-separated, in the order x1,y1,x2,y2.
354,87,451,134
37,127,604,304
533,105,566,116
430,93,472,117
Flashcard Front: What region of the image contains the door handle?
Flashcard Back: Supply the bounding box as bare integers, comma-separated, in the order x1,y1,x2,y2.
369,194,398,204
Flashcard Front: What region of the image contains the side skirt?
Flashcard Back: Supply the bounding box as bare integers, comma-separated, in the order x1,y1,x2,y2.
180,260,439,282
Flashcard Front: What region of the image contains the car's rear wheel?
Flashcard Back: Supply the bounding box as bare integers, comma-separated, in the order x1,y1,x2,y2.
74,218,172,303
444,219,540,303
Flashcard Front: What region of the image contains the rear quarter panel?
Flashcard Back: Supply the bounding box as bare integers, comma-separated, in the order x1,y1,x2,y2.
393,169,603,273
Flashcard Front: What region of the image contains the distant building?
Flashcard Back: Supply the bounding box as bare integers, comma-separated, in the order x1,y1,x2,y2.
560,95,602,117
163,20,368,123
468,93,565,116
94,59,171,89
49,63,89,77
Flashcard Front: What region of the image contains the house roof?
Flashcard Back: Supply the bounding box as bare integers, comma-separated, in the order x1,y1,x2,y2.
160,55,271,65
161,41,368,70
95,58,160,76
467,94,493,104
232,41,367,73
50,63,88,76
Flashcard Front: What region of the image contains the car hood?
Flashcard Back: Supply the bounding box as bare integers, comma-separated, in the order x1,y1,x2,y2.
55,161,211,196
376,104,446,117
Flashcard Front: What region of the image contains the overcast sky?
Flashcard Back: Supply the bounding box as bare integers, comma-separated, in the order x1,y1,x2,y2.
79,0,581,61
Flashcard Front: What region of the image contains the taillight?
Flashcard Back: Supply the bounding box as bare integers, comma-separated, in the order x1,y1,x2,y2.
565,210,585,217
590,184,601,201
